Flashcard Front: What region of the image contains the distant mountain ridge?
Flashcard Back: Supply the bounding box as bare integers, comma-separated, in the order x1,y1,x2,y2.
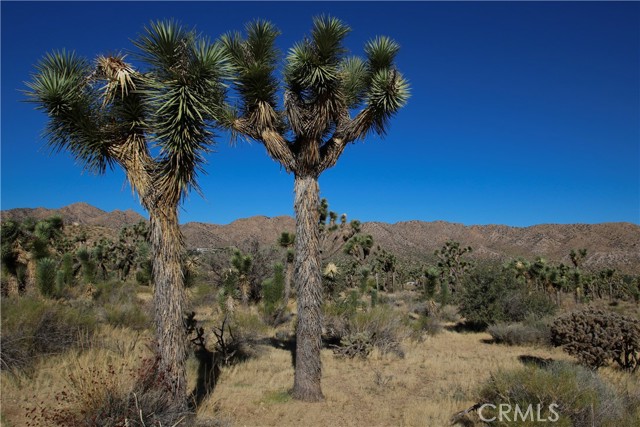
1,202,147,229
2,203,639,273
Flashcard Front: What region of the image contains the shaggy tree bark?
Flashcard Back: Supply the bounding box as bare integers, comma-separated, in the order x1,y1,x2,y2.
114,141,189,403
292,174,324,401
149,205,187,401
222,18,408,401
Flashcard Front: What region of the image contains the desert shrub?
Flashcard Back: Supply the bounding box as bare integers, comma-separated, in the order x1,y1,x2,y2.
325,290,365,317
477,361,628,427
135,268,151,286
54,252,77,297
323,291,366,345
331,306,407,359
438,304,461,323
77,247,96,285
502,289,556,323
411,315,443,339
488,316,551,346
551,308,640,372
93,281,152,330
35,257,57,297
26,356,192,426
104,302,150,331
30,237,50,261
458,267,555,328
208,310,267,366
261,263,288,325
191,281,217,306
1,297,96,373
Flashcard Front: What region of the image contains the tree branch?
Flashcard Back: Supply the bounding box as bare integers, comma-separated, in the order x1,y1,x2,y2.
319,136,348,172
261,129,297,172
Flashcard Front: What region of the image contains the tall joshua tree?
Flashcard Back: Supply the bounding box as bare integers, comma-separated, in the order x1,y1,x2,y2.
25,21,229,404
221,16,409,401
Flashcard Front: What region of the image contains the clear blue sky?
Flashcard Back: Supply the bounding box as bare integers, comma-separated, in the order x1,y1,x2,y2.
2,1,639,226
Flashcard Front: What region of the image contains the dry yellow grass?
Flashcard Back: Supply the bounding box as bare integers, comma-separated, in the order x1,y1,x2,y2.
1,326,153,427
197,330,570,427
0,321,606,427
1,324,567,427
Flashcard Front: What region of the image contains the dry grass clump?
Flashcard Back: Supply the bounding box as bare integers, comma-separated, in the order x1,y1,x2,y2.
487,316,552,347
477,361,639,427
1,295,96,373
1,327,190,427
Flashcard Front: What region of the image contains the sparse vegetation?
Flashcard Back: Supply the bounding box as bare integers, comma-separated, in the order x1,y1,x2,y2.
4,9,639,426
2,213,639,427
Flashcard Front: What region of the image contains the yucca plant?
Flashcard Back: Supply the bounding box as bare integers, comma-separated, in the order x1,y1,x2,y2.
220,16,409,401
25,20,230,405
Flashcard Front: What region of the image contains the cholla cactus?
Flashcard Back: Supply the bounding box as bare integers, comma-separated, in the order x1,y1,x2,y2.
551,308,639,372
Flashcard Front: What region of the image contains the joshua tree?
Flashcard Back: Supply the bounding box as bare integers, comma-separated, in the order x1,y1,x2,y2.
344,234,376,267
1,216,63,294
318,198,361,262
277,231,295,302
229,249,253,304
434,241,473,295
569,248,588,269
25,21,229,404
221,16,409,400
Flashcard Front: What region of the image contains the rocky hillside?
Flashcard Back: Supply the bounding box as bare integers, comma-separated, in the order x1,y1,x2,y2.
181,216,295,249
1,202,146,229
360,220,640,273
184,217,640,273
3,203,639,273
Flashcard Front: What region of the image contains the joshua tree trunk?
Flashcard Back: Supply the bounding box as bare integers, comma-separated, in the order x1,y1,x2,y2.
292,174,324,402
149,205,187,402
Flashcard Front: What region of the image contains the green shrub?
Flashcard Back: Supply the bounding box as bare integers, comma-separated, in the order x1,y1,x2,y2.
477,361,628,427
551,308,640,372
422,267,439,300
60,252,75,286
135,268,151,286
30,237,50,260
458,267,555,328
325,290,364,318
55,270,66,296
261,263,286,324
502,290,556,323
438,304,461,323
77,247,96,284
36,257,57,297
